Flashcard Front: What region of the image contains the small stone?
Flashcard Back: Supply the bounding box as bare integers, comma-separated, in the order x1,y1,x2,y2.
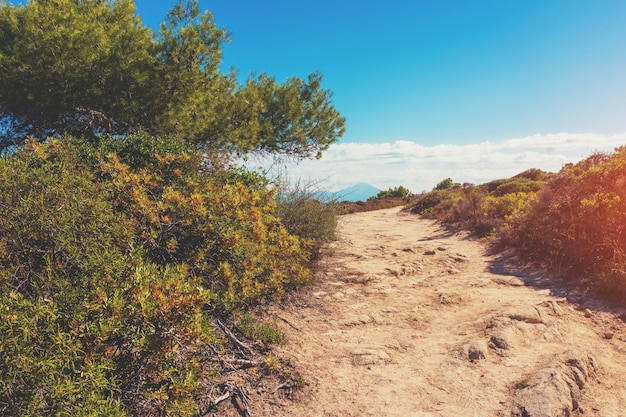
490,334,512,350
467,340,488,361
603,332,614,340
424,250,436,255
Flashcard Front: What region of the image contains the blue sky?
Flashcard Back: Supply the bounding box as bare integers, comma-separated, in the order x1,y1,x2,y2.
134,0,626,191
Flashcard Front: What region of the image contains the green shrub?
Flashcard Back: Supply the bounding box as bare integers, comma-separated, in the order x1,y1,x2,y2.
237,313,286,347
504,148,626,298
434,177,456,190
0,134,315,414
409,188,464,222
337,197,408,214
481,192,535,220
0,292,126,417
491,178,543,196
370,185,411,200
513,168,552,181
0,139,217,415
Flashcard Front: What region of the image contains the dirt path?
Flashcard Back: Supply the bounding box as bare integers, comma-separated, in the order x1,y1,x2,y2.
259,207,626,416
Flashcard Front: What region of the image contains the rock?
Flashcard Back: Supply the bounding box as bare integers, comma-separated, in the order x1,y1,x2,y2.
489,332,513,350
511,350,596,417
339,314,373,326
438,292,454,304
437,358,465,380
424,250,436,255
493,276,526,286
351,348,391,366
502,305,545,324
466,339,489,361
345,288,358,296
536,300,564,317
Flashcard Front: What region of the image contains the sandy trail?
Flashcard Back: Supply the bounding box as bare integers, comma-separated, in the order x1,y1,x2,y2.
257,207,626,416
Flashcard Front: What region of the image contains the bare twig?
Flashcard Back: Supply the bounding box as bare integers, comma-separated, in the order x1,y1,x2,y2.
211,391,232,406
223,358,260,368
216,319,252,355
277,315,301,331
273,383,290,394
201,381,252,417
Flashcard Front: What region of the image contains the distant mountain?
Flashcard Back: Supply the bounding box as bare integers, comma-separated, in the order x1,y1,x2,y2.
334,183,381,202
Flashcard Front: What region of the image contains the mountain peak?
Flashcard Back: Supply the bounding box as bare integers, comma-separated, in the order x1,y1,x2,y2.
335,183,381,202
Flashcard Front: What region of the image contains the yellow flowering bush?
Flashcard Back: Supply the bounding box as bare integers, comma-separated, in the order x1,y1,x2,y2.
0,133,313,415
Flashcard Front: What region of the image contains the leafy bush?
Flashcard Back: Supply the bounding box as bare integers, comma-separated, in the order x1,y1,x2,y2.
237,313,286,347
407,156,626,301
482,192,535,220
337,197,408,214
490,178,543,196
481,172,548,196
0,134,314,415
408,173,544,237
409,189,462,219
503,149,626,298
0,140,213,415
369,185,411,200
513,168,552,181
434,177,456,190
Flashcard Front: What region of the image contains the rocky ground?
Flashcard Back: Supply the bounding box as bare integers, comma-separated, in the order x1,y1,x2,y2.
212,206,626,417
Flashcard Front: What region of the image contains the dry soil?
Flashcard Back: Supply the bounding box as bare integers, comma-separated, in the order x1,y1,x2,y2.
226,207,626,416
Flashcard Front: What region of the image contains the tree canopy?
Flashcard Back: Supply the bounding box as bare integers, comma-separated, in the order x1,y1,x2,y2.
0,0,345,158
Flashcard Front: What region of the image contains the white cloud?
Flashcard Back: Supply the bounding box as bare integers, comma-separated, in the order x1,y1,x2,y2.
249,132,626,194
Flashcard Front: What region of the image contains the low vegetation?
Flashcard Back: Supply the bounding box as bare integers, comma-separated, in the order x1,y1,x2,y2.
0,0,344,415
502,149,626,298
0,134,335,416
407,151,626,301
274,179,339,259
337,185,412,214
338,197,409,214
410,169,549,238
369,185,411,200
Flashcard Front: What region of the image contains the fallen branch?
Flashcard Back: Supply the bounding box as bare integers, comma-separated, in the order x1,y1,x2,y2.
223,358,260,368
203,381,253,417
273,383,290,394
211,391,232,407
216,319,252,355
